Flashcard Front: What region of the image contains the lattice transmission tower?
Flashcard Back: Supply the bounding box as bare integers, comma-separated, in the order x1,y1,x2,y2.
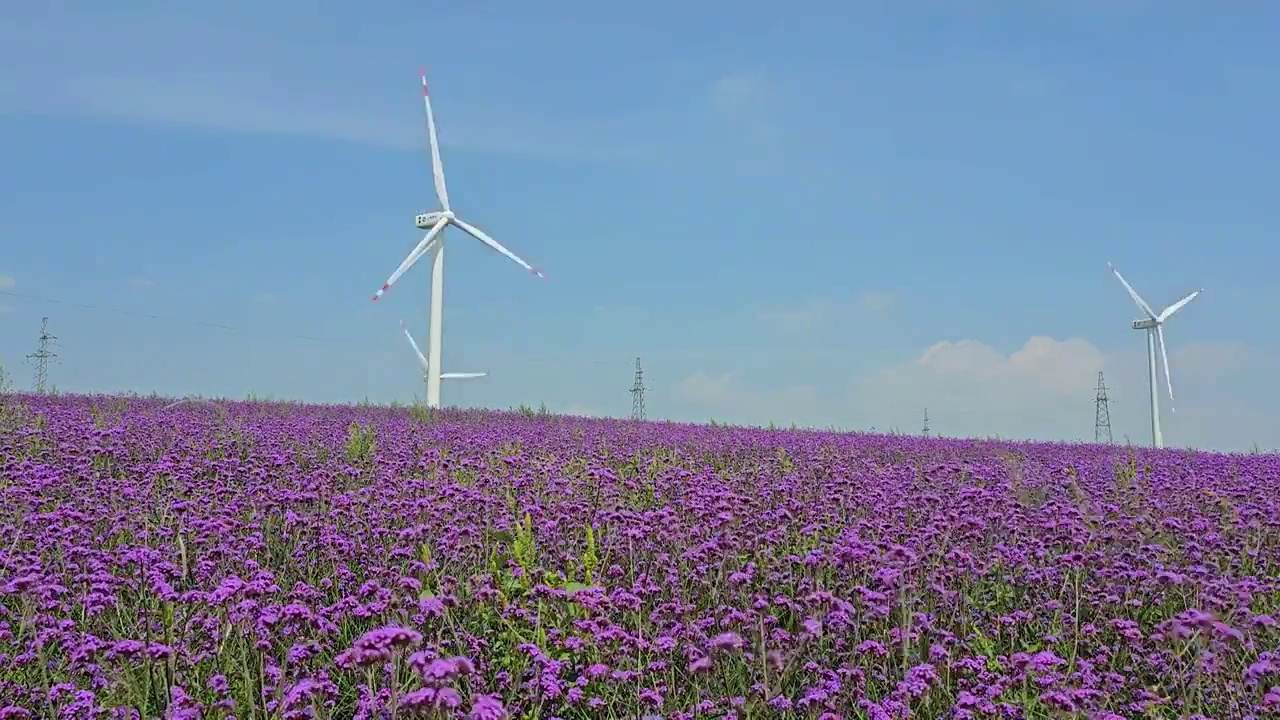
630,357,646,421
1094,371,1113,443
922,408,930,438
26,316,58,394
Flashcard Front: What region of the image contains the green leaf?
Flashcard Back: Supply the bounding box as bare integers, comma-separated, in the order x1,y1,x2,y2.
561,582,595,596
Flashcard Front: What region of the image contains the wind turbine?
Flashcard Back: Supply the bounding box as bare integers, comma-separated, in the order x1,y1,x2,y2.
371,69,544,409
402,321,486,388
1107,263,1201,449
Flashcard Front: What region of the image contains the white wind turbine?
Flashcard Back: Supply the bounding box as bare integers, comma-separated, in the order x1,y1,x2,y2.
1108,263,1201,449
401,320,486,387
372,69,544,409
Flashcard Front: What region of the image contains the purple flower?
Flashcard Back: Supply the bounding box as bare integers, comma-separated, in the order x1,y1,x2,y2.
469,693,507,720
7,391,1280,719
335,646,391,669
165,686,202,720
897,663,938,697
411,655,476,683
354,626,423,650
1028,650,1066,675
207,675,229,695
709,632,745,653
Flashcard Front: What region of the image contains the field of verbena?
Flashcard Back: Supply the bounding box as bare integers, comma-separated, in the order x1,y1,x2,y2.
1,395,1279,719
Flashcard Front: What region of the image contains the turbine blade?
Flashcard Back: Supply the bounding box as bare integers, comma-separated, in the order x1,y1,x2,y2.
420,69,450,211
452,217,544,277
1158,289,1201,322
401,321,430,373
371,219,448,300
1157,325,1175,412
1108,263,1157,319
441,372,488,379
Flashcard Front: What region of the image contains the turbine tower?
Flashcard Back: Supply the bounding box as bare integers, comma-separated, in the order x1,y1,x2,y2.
401,320,486,396
1107,263,1201,449
922,408,930,438
371,69,544,409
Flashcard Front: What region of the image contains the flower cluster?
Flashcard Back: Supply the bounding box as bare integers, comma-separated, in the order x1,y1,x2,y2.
0,393,1278,717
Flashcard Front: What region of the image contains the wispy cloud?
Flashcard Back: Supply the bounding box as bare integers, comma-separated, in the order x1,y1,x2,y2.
0,7,756,166
696,69,794,176
846,335,1266,446
757,299,831,336
757,290,899,336
852,289,900,319
666,334,1276,448
675,370,819,426
1171,340,1271,383
0,273,12,315
706,71,781,145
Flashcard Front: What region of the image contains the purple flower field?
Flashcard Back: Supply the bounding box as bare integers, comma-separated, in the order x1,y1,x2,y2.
2,393,1279,718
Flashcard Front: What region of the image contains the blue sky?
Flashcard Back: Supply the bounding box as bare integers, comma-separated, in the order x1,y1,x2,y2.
1,1,1277,450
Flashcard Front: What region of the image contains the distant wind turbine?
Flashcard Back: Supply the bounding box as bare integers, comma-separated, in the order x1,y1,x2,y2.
371,69,543,409
401,320,486,383
1107,263,1201,449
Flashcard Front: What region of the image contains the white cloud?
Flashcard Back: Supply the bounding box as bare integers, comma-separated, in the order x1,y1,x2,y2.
669,336,1279,450
853,289,900,318
709,73,766,115
0,8,721,166
853,336,1107,439
758,299,831,336
676,371,738,407
855,336,1280,448
1168,340,1254,382
918,336,1103,396
0,274,14,290
705,71,783,147
675,371,819,426
0,14,486,156
758,290,899,336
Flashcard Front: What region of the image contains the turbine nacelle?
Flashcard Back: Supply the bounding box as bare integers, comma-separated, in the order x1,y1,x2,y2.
1132,318,1159,330
415,211,454,229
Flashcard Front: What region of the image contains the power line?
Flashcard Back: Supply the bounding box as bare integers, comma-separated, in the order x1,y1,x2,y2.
1094,371,1113,444
25,316,58,394
0,289,350,344
630,357,646,421
1,290,657,361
